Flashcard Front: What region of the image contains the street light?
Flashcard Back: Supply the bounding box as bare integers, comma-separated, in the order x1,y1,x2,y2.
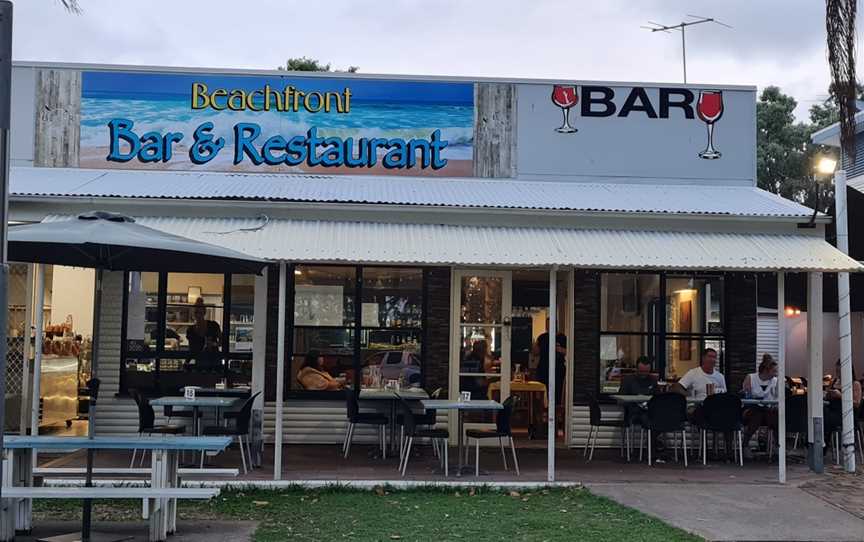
817,156,838,175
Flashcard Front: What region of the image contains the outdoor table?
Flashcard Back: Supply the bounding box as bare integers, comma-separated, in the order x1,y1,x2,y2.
421,399,502,477
150,396,240,466
189,387,251,398
487,381,547,438
611,394,779,407
0,435,231,542
359,387,429,455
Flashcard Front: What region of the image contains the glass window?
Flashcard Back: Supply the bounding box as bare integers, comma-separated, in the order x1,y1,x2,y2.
461,276,503,324
361,268,422,328
294,266,355,327
121,272,256,395
601,274,660,333
599,334,658,393
291,266,356,392
600,273,725,388
665,276,723,335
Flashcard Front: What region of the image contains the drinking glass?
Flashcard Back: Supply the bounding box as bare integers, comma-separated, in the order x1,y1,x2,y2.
697,90,724,159
551,85,578,133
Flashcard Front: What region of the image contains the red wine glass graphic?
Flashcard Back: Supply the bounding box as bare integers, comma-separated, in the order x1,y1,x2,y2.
697,90,723,159
551,85,578,133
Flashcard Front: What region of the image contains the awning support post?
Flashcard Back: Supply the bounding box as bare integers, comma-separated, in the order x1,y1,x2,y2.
807,271,824,473
19,263,33,434
30,264,44,467
777,272,787,483
274,262,287,480
547,266,558,483
834,168,857,473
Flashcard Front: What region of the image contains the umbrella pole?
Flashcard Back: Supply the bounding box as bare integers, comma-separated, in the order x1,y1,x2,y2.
81,268,103,542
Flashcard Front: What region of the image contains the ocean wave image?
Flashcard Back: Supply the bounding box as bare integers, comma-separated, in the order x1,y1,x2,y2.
80,71,476,176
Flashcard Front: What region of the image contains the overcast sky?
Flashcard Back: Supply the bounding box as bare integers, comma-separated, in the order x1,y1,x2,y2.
10,0,843,120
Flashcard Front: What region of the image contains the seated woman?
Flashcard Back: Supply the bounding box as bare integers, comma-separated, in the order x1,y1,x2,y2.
741,353,779,453
297,351,344,391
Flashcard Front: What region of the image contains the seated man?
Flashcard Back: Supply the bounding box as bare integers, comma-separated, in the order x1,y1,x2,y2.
620,357,658,450
672,347,731,459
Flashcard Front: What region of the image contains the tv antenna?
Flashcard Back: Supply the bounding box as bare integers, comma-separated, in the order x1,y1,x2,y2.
642,15,732,83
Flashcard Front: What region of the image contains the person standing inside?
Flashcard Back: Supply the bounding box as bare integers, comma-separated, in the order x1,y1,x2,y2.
533,318,567,434
186,298,221,372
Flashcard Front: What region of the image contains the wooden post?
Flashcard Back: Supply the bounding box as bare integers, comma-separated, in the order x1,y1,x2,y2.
273,262,287,480
777,273,786,483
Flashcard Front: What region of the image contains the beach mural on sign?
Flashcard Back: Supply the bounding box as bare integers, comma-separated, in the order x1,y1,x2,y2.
80,71,475,176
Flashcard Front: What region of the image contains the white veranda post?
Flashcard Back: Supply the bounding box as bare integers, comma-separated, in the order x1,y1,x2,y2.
547,266,557,482
777,273,787,483
834,168,857,472
807,272,824,473
274,262,287,480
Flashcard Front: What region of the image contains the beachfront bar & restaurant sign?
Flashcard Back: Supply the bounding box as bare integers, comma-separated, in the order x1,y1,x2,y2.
76,68,756,184
80,71,475,176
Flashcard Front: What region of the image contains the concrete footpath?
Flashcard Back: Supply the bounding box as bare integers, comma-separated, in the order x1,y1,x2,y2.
588,482,864,542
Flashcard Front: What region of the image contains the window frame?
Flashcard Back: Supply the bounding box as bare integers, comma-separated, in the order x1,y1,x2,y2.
119,271,254,395
598,271,726,389
285,263,428,400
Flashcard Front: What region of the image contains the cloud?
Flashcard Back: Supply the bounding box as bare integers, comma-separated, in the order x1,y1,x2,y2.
10,0,845,120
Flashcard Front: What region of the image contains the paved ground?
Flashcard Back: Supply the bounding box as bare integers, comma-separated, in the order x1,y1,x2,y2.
15,521,258,541
589,481,864,542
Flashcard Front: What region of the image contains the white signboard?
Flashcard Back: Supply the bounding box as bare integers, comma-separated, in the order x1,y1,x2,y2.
517,83,756,185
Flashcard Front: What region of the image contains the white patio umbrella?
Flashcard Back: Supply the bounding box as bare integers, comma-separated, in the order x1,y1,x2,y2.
8,211,267,541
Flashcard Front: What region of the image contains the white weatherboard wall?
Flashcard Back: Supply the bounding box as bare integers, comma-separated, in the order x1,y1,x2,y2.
517,83,756,185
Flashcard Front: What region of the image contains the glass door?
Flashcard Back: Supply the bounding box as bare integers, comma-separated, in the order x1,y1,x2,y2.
452,270,512,403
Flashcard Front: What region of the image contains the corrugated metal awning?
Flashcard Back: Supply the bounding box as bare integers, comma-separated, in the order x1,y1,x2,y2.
89,216,863,272
15,166,817,217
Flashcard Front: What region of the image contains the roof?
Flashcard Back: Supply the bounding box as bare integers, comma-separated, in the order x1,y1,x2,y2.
810,107,864,147
94,215,861,272
13,167,817,218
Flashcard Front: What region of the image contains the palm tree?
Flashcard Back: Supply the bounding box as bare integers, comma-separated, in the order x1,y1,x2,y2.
57,0,81,13
826,0,858,162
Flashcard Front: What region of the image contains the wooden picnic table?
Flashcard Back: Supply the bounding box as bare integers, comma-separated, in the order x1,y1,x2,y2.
1,435,230,542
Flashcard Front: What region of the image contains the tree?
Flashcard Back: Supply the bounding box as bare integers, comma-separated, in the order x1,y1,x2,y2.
56,0,81,13
826,0,857,162
278,57,358,73
756,86,834,212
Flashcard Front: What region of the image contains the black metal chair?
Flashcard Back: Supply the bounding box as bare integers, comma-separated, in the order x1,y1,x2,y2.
202,391,261,474
129,389,186,467
342,389,388,459
584,394,628,462
397,387,443,461
786,394,809,451
696,393,744,466
639,393,688,467
397,395,449,477
465,396,519,476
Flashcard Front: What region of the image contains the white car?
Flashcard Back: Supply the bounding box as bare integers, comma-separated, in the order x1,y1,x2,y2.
365,351,422,385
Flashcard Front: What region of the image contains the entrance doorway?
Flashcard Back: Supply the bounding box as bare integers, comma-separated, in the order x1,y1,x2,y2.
450,269,571,447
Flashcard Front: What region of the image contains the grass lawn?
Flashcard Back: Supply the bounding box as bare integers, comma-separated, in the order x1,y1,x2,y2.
34,487,701,542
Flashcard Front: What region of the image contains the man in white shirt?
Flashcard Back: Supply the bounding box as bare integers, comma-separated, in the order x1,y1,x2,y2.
673,347,733,460
673,348,727,400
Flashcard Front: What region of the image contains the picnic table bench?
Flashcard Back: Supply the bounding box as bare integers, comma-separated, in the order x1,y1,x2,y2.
1,435,231,542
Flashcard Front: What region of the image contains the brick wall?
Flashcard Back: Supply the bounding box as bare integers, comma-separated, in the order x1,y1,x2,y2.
572,272,600,402
724,273,757,392
423,267,451,395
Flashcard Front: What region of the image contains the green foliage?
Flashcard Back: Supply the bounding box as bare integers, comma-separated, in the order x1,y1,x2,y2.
757,86,836,212
279,57,359,73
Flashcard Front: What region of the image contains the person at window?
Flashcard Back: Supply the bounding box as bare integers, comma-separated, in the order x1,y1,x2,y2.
186,298,221,371
740,353,779,455
297,351,344,391
533,318,567,404
462,340,490,398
